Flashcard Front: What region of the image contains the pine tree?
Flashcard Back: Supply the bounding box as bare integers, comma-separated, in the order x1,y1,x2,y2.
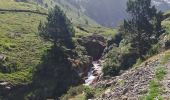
39,5,75,46
122,0,163,56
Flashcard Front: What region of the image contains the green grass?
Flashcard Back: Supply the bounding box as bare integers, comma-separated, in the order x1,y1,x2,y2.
142,65,167,99
0,68,32,85
160,53,170,65
75,25,118,37
162,20,170,35
61,85,105,100
30,0,99,27
145,80,163,100
156,67,167,80
0,0,46,13
0,1,51,85
69,94,86,100
142,67,165,100
144,66,166,99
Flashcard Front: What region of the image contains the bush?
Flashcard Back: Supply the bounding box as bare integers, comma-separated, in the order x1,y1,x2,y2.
61,86,96,100
146,44,160,58
103,45,138,76
102,47,120,76
156,67,167,80
84,86,95,100
133,58,143,67
60,85,85,100
103,60,120,76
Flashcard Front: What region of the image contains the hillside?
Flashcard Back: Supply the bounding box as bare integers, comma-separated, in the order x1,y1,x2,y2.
62,14,170,100
16,0,170,28
26,0,100,27
60,9,170,100
67,0,170,27
0,0,117,99
67,50,170,100
1,0,170,100
0,0,50,85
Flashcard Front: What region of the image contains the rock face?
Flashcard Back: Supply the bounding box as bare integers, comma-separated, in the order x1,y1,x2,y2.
78,34,106,61
72,57,93,80
93,56,162,100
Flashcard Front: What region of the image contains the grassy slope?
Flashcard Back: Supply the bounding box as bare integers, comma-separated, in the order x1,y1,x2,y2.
28,0,99,27
0,0,46,13
30,0,118,37
0,0,51,85
161,10,170,40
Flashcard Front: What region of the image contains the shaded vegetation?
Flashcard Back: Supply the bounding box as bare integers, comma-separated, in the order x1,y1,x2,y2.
61,85,105,100
103,0,164,76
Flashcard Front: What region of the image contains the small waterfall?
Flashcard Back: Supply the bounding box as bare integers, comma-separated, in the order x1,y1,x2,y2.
85,61,102,85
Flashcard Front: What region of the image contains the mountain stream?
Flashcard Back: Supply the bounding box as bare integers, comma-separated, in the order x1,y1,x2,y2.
85,60,103,85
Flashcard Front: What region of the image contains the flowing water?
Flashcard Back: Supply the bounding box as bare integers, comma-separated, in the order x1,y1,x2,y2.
85,61,102,85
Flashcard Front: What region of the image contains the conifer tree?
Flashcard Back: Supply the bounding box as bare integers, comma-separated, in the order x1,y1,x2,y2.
39,5,75,46
122,0,163,56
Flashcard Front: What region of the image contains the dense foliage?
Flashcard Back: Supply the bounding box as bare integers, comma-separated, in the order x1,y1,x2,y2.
39,5,75,46
26,5,83,99
122,0,163,56
103,0,164,76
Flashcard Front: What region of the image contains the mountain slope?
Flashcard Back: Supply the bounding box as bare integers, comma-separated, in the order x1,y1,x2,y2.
67,0,127,27
66,0,170,27
22,0,100,27
66,10,170,100
94,50,170,99
23,0,170,27
0,0,51,85
0,0,118,99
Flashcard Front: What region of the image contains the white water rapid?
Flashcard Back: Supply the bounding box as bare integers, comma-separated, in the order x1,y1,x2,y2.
85,61,102,85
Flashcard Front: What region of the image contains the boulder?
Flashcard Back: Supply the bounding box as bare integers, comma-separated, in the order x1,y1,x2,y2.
77,34,106,60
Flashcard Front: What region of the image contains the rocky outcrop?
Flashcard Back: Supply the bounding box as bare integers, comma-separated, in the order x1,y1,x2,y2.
77,34,106,61
69,56,93,79
93,55,162,100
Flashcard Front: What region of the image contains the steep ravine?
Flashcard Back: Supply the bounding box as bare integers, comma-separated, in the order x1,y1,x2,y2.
78,34,107,85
